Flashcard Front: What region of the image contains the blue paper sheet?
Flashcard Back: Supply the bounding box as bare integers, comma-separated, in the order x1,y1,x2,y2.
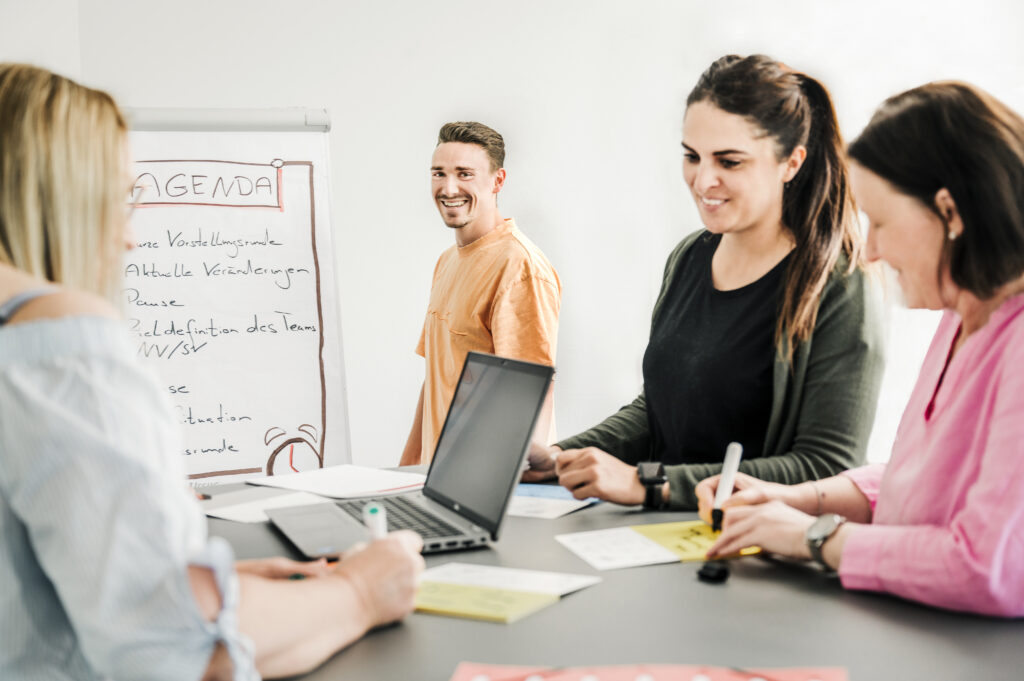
516,484,599,505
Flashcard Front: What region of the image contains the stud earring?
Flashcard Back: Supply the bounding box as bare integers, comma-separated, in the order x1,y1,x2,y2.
948,231,960,241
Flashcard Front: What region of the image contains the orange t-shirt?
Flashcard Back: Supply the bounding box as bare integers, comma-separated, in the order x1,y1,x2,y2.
415,219,561,463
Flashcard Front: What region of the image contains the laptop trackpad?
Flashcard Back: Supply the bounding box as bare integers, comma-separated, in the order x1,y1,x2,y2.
267,503,368,560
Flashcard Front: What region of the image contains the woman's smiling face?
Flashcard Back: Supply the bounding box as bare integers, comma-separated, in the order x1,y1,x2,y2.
851,161,953,310
682,100,802,236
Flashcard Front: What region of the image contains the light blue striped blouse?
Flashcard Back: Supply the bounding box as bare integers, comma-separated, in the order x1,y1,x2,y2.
0,315,257,680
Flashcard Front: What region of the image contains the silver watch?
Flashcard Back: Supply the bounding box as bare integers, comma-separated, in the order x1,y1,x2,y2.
805,513,846,569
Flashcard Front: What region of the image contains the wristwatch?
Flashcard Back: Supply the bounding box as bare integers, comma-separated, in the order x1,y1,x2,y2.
637,462,668,510
805,513,847,569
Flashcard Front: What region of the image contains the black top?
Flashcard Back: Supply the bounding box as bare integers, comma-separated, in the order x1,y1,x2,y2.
642,232,789,465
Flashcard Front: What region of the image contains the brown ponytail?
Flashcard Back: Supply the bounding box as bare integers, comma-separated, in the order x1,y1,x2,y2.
687,55,863,360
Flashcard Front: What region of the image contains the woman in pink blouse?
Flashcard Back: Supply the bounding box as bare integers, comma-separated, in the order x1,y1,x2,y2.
696,81,1024,617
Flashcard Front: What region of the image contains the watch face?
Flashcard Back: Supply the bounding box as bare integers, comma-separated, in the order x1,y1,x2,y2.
638,462,665,483
808,514,841,542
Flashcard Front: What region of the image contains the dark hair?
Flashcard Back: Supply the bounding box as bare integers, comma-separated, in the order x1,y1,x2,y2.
687,55,862,360
437,121,505,172
849,82,1024,299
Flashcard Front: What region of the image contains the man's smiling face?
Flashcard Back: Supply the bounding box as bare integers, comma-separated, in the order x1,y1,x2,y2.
430,142,500,230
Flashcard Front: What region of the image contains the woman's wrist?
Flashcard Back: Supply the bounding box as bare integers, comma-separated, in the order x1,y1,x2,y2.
821,521,854,571
330,566,377,634
791,481,823,515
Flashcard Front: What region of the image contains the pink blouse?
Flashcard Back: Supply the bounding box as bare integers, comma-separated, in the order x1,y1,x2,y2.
840,293,1024,616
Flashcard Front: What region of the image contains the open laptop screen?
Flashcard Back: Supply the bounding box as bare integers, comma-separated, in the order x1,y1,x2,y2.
424,352,553,536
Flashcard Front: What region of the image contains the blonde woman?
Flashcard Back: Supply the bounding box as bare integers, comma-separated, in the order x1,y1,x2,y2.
0,63,423,680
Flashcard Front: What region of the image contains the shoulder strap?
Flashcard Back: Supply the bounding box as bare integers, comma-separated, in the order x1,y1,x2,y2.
0,288,57,326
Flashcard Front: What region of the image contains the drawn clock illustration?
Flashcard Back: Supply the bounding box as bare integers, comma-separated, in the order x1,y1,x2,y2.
264,424,324,476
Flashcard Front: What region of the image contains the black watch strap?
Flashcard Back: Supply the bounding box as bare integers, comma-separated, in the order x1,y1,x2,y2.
643,482,666,509
638,462,668,510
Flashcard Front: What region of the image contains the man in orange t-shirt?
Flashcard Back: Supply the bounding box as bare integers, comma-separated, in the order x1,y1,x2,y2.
399,122,561,465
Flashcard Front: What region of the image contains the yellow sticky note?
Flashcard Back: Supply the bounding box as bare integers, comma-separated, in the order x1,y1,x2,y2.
631,520,761,562
415,582,559,623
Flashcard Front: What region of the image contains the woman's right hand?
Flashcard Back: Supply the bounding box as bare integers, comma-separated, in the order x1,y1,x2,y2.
695,472,800,525
334,530,425,629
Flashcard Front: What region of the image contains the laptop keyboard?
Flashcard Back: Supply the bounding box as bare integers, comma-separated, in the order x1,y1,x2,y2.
337,496,462,540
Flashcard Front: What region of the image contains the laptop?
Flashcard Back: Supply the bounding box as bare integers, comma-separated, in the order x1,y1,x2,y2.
266,351,554,557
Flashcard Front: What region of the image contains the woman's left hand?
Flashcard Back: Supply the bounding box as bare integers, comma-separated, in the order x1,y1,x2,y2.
522,444,560,482
706,500,815,560
235,556,332,580
555,447,646,505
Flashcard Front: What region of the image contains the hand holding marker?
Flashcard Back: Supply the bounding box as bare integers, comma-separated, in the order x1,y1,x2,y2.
290,503,387,580
697,442,744,584
711,442,743,532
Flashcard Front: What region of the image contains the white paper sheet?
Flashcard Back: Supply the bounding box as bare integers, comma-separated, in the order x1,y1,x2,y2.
555,526,680,571
203,491,328,523
507,495,593,519
421,562,601,596
246,464,425,498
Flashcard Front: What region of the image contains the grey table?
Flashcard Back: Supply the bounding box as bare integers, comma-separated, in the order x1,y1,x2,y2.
210,493,1024,681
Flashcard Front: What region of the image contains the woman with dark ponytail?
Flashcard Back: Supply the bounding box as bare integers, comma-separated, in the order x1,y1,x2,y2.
527,55,885,510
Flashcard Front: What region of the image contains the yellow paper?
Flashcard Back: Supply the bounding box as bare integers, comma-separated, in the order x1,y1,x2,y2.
631,520,761,562
415,582,559,623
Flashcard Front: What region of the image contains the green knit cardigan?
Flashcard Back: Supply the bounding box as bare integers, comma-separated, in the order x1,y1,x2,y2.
557,230,887,510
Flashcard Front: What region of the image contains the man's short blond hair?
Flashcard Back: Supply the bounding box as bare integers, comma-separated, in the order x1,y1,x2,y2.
437,121,505,172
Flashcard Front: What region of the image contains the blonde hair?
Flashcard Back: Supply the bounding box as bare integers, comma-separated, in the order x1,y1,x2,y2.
0,63,128,299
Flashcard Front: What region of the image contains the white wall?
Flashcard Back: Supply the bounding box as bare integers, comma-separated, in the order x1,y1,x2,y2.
0,0,80,76
5,0,1024,466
